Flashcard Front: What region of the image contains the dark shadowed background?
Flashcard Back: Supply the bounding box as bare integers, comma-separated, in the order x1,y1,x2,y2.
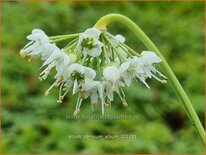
1,1,205,154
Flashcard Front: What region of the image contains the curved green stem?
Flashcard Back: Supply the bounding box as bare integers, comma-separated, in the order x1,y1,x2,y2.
49,33,81,39
94,13,205,145
50,33,80,43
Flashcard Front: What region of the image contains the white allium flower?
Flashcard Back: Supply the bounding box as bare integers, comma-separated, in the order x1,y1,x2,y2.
20,29,50,58
39,46,72,81
65,63,96,95
77,28,103,57
140,50,162,65
20,27,167,115
81,80,103,103
133,51,166,88
103,65,126,96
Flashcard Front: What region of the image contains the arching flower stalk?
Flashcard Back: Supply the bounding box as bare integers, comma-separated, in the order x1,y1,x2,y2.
20,28,167,115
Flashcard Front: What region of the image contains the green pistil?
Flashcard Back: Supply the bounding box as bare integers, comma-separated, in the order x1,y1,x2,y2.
71,72,84,81
81,38,97,50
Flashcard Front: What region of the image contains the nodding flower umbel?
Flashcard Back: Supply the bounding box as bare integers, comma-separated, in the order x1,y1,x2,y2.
20,28,167,115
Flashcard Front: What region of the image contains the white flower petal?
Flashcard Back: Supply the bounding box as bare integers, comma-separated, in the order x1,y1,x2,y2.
68,63,96,80
120,62,130,73
83,79,99,91
88,47,102,57
83,66,96,79
40,44,55,60
114,34,125,43
32,29,45,34
27,29,49,44
27,33,43,40
103,66,120,82
141,51,162,65
41,50,61,67
77,28,103,58
73,79,78,94
84,28,101,39
122,74,132,86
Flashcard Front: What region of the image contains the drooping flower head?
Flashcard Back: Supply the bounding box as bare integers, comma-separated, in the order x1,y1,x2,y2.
20,27,167,115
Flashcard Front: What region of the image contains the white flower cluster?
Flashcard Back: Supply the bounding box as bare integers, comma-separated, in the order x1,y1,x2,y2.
20,28,166,115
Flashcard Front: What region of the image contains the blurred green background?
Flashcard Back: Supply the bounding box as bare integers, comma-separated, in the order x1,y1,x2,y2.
1,1,205,154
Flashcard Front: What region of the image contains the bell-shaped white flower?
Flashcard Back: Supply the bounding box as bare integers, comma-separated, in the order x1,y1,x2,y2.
140,51,162,65
64,63,96,95
72,79,105,114
81,80,103,102
133,51,166,88
77,28,103,57
20,26,167,115
39,45,76,81
103,65,126,94
20,29,50,58
39,45,62,80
